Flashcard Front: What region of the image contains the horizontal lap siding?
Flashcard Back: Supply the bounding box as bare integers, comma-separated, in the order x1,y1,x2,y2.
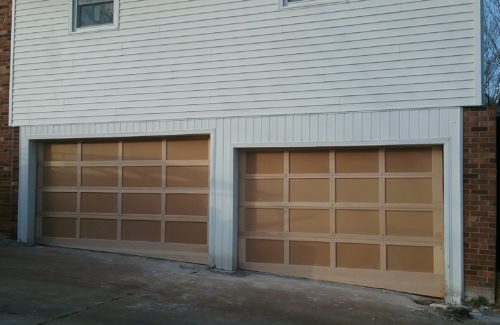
11,0,478,126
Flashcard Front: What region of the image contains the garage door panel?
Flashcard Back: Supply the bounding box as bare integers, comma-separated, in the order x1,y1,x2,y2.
385,211,434,237
122,193,162,215
82,142,119,161
246,239,284,264
81,167,118,187
336,243,381,270
81,193,118,214
38,136,210,264
289,179,330,202
246,152,284,174
245,208,284,232
80,219,117,240
387,245,434,273
289,241,330,266
121,220,161,242
385,148,433,173
165,193,208,216
165,222,207,245
122,167,162,188
289,209,330,233
335,179,379,203
289,151,329,174
123,140,162,160
239,146,444,297
166,138,209,161
336,210,379,235
335,149,379,173
43,167,78,187
386,178,433,204
43,192,77,212
42,217,77,238
43,143,78,162
246,179,284,202
166,166,209,188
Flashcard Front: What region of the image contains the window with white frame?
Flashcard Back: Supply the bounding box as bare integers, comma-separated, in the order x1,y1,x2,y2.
74,0,116,29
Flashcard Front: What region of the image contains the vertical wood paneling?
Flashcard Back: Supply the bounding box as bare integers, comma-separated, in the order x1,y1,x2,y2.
409,110,420,139
310,114,319,143
25,107,458,144
276,116,285,143
285,115,293,142
254,117,262,144
344,113,353,141
390,111,400,139
399,110,410,139
326,114,335,142
302,115,310,142
371,112,381,141
335,114,344,142
353,112,362,141
362,112,371,141
380,111,391,140
419,109,430,138
262,116,270,143
293,115,301,142
439,109,451,138
318,114,327,142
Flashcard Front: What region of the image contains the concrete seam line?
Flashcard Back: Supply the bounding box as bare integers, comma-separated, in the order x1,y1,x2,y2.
36,290,142,325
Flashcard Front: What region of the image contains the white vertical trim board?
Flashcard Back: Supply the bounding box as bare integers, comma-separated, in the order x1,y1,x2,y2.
18,107,464,303
8,0,16,126
444,108,464,305
474,0,485,105
17,135,37,244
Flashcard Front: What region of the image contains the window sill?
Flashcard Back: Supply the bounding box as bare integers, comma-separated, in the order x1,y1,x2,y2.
70,23,118,35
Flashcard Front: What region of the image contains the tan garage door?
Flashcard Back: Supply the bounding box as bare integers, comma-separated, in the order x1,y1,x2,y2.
238,146,444,297
37,136,210,264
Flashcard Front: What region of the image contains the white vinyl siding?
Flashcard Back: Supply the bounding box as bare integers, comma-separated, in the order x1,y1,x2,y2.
10,0,482,126
281,0,348,8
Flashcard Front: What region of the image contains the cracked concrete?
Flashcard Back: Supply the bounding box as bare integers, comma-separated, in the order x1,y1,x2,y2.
0,242,498,324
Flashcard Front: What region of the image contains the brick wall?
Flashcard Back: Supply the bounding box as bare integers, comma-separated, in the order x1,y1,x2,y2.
0,0,18,236
463,106,497,303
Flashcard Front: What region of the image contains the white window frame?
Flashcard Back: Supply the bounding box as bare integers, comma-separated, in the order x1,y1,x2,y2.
280,0,349,9
69,0,120,33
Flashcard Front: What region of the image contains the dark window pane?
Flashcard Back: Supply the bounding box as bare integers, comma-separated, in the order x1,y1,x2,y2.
77,1,114,28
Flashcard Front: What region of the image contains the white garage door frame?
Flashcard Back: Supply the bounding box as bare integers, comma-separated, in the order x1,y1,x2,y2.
17,107,463,303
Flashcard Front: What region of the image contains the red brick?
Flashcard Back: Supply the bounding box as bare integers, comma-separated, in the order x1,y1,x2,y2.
463,106,497,295
0,0,18,236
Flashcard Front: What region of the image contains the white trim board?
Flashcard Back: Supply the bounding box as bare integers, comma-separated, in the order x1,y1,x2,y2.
8,0,16,126
17,107,464,303
474,0,485,106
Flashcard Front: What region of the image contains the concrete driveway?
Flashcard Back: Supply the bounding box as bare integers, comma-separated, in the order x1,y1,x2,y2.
0,240,498,324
